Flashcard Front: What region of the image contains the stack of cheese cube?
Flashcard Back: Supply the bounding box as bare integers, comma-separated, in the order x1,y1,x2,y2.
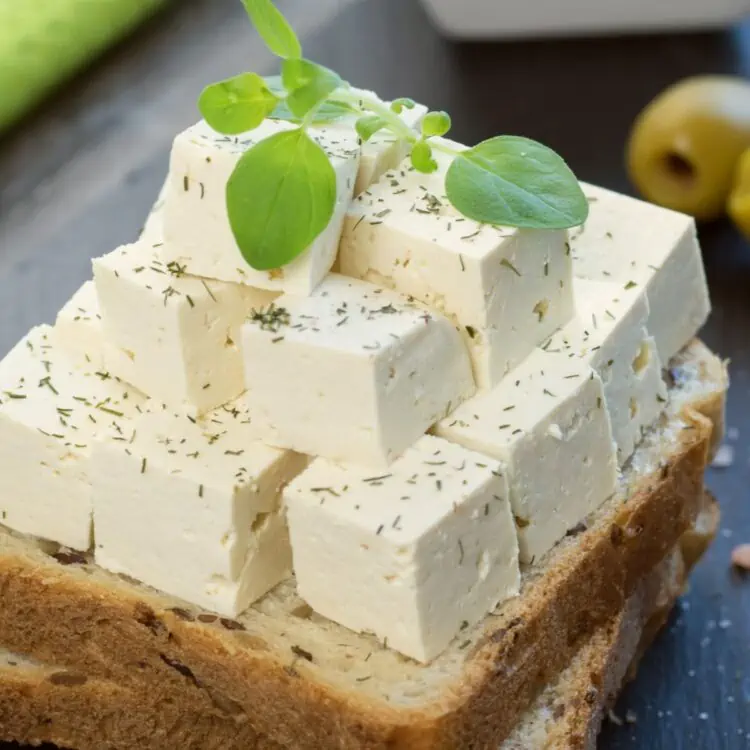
0,98,710,664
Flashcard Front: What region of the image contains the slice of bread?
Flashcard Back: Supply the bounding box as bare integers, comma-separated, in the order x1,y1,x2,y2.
0,339,726,749
0,495,719,750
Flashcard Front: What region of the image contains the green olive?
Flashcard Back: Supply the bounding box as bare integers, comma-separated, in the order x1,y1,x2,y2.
627,75,750,220
728,148,750,238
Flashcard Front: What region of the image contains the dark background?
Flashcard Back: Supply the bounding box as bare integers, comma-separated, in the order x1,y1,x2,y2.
0,0,748,746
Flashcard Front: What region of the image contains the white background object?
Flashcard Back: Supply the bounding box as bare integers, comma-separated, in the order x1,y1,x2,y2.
418,0,750,38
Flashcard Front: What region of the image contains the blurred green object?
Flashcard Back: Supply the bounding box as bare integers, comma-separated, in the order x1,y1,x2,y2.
0,0,169,133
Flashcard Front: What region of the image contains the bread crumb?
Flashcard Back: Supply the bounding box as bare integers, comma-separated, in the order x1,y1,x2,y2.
607,709,623,726
711,444,734,468
731,544,750,570
625,710,637,724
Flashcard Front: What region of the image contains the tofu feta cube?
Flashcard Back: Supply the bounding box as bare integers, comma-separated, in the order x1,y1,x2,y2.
435,349,618,563
93,242,276,415
162,119,360,294
240,274,476,467
571,183,710,361
139,179,168,243
0,325,145,550
328,88,427,194
284,434,520,663
542,278,668,465
92,402,308,616
54,281,136,380
338,143,574,389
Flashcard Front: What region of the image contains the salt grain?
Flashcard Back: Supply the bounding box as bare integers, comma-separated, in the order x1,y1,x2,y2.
711,444,734,468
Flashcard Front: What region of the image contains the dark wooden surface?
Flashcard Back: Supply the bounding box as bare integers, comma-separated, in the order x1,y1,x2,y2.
1,0,749,747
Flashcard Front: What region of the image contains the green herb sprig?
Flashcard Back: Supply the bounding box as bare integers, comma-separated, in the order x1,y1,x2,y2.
198,0,589,272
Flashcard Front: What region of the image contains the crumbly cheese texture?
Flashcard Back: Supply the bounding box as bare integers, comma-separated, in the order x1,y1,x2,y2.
54,281,136,380
436,349,618,563
284,434,520,663
92,401,308,616
240,274,476,468
542,278,668,465
571,183,710,362
0,325,145,550
329,88,427,194
162,119,360,294
93,241,276,416
338,141,574,389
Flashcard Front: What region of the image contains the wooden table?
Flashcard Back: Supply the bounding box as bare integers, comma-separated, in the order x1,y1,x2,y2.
0,0,748,747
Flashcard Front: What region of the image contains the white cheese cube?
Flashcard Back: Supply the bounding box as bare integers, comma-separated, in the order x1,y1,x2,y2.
571,184,710,361
162,120,360,294
0,325,145,550
284,434,520,663
240,274,475,467
92,403,307,616
54,281,136,380
328,89,427,194
139,179,168,243
542,278,668,465
435,349,618,563
93,241,276,415
338,143,574,389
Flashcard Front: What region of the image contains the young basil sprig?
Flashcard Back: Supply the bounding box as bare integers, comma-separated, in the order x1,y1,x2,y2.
198,0,589,272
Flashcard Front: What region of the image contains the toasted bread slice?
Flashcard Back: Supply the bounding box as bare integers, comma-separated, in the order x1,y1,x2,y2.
0,496,719,750
0,340,726,749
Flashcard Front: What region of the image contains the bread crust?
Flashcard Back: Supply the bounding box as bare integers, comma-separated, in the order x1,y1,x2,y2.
0,341,726,749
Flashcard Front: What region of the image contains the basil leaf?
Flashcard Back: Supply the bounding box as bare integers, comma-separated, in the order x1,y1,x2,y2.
281,59,343,118
227,129,336,270
265,75,353,124
355,115,388,142
241,0,302,59
391,97,416,114
411,140,438,174
445,136,589,229
421,111,451,138
198,73,278,135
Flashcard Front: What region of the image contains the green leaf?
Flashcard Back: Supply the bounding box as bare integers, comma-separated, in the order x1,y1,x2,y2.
226,129,336,270
242,0,302,59
421,111,451,138
198,73,278,135
281,59,344,118
355,115,388,142
410,140,438,174
264,76,352,123
391,97,416,114
445,136,589,229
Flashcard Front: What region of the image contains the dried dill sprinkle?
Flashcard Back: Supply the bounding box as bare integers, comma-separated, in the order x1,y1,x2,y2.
458,539,465,563
543,388,556,397
183,175,189,192
38,376,58,395
140,457,147,474
465,325,477,339
248,304,291,333
500,258,521,276
624,280,638,290
166,261,187,278
460,229,481,241
459,254,465,271
363,474,392,484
